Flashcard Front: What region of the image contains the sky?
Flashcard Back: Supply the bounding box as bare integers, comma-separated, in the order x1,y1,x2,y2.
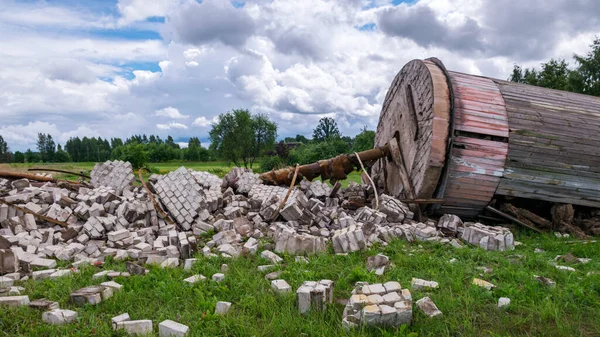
0,0,598,151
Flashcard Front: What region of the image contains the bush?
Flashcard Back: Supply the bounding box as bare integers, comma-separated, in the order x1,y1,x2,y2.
114,144,148,169
260,156,285,172
289,139,350,165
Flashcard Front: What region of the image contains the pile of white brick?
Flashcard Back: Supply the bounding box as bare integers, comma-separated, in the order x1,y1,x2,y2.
342,281,412,329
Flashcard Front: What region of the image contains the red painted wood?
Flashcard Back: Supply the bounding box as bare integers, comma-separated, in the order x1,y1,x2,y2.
438,72,509,217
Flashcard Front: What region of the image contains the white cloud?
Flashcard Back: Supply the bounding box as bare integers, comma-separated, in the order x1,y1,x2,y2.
156,122,188,130
1,0,598,152
192,117,212,127
154,107,189,119
177,142,189,148
117,0,177,26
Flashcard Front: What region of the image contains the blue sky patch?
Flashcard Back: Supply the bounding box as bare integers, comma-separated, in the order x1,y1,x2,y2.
357,23,377,31
116,62,162,79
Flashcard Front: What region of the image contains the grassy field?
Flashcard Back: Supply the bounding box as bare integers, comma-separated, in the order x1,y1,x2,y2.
0,231,598,336
0,161,363,187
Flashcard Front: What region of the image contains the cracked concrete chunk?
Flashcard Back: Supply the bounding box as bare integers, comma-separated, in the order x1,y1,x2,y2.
416,297,442,318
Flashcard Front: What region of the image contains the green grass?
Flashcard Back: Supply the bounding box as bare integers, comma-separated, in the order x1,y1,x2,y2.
0,161,363,188
1,231,599,336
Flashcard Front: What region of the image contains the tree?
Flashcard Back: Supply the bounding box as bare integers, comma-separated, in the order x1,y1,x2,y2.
509,59,572,91
0,135,10,163
54,144,72,162
0,135,7,154
570,37,600,96
289,138,350,165
117,144,148,169
275,141,290,162
45,134,56,162
25,149,40,163
509,38,600,97
313,117,341,142
13,151,24,163
183,137,203,161
352,127,375,152
209,109,277,168
36,133,47,162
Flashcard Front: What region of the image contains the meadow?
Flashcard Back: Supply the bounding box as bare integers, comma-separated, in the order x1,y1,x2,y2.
0,161,364,187
0,231,598,336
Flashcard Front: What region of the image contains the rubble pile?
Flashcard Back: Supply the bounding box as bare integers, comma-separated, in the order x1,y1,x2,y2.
0,161,519,283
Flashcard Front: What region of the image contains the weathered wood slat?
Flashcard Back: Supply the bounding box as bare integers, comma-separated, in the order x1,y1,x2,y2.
439,72,509,217
494,79,600,208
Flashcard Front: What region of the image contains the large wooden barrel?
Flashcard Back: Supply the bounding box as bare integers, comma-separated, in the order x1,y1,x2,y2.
373,58,600,218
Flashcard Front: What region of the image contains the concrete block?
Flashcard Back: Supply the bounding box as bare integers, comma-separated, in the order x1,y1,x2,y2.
411,278,439,290
42,309,78,325
271,279,291,294
115,320,153,335
212,273,225,282
0,295,30,307
498,297,510,308
159,320,189,337
215,301,231,315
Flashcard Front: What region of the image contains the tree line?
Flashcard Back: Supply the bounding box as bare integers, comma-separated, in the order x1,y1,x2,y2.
509,38,600,96
0,109,374,170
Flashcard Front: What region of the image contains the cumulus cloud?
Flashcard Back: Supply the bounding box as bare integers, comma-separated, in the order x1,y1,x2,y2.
154,107,189,119
378,4,484,53
156,122,188,130
117,0,176,26
2,0,599,151
166,0,256,47
192,117,211,127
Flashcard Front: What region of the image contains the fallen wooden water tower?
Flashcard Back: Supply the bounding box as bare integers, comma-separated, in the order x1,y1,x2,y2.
371,58,600,218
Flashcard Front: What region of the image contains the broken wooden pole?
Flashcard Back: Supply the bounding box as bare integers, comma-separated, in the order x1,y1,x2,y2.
485,206,543,233
259,144,389,186
0,198,69,227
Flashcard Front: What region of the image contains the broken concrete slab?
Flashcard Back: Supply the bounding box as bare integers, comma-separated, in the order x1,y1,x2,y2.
184,275,206,284
261,250,283,264
29,298,59,311
534,275,556,288
472,278,495,290
416,297,442,318
411,278,439,291
42,309,78,325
